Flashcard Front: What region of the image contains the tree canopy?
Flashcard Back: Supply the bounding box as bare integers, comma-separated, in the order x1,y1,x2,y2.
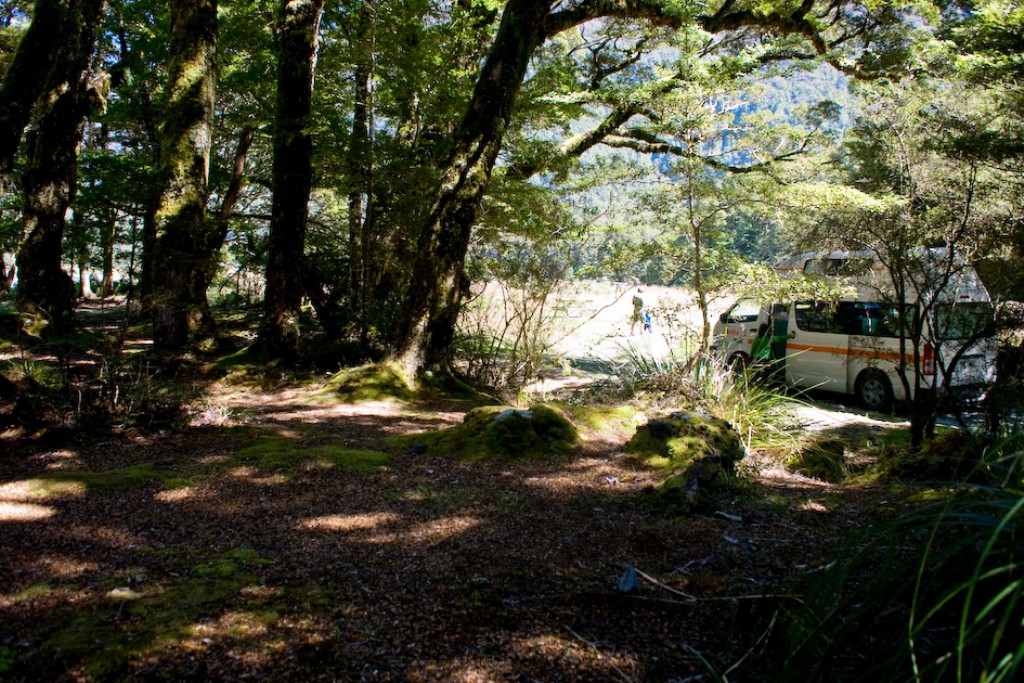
0,0,1019,375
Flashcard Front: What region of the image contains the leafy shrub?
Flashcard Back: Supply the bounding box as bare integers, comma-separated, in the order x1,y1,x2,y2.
610,344,795,448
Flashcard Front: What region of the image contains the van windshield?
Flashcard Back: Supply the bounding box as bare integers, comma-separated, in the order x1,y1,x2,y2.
935,302,995,340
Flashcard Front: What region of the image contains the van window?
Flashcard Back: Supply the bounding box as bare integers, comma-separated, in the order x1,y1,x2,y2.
725,299,761,323
794,301,842,333
803,257,872,276
848,302,912,338
935,302,995,340
795,301,911,336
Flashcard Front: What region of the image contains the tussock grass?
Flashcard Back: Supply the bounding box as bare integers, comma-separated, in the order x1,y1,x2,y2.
772,479,1024,682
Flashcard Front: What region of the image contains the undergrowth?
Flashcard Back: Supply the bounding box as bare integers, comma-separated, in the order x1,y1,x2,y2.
769,484,1023,682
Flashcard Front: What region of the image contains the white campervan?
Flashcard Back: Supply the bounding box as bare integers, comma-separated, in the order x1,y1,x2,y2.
712,250,997,410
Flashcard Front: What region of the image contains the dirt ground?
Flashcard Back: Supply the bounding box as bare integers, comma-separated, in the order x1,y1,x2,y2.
0,301,908,682
0,392,905,681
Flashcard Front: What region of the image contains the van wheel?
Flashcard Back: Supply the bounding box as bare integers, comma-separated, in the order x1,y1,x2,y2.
727,353,749,373
856,370,893,412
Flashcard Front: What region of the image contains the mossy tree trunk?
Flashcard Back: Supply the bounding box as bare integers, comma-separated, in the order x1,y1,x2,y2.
12,0,103,329
259,0,325,360
148,0,218,350
0,0,102,175
393,0,551,376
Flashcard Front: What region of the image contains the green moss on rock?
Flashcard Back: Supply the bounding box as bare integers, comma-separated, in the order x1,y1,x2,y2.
394,404,579,461
628,411,746,513
566,404,645,442
321,362,415,403
886,429,993,483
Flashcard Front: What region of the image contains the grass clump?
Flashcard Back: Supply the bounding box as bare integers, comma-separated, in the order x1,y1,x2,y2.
770,489,1024,682
609,347,795,450
787,438,848,483
393,404,579,461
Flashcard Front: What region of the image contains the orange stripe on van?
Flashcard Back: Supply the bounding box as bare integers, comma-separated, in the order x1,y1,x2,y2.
788,343,913,363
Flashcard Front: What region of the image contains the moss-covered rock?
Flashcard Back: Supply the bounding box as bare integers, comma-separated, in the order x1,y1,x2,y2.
321,361,415,403
394,403,579,461
886,429,992,483
787,438,847,483
628,411,746,513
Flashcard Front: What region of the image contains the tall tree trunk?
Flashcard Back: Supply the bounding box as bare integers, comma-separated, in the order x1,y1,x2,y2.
148,0,218,349
0,0,102,175
101,214,115,297
394,0,550,375
0,252,9,294
349,49,371,339
12,0,103,330
259,0,325,359
15,81,98,328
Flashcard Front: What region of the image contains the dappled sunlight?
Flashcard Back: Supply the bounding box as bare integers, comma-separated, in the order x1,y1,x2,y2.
198,454,233,466
397,515,483,546
104,586,146,601
40,449,84,469
194,609,274,640
153,487,196,503
409,659,517,682
0,501,55,521
520,456,650,494
64,524,143,548
0,478,79,520
301,511,482,547
800,499,831,513
302,511,401,532
513,632,639,679
1,477,86,500
226,466,288,486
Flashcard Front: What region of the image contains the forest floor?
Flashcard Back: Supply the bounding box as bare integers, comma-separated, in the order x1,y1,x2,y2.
0,300,919,682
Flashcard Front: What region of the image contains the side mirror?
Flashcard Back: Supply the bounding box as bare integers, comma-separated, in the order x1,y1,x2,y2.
719,312,729,323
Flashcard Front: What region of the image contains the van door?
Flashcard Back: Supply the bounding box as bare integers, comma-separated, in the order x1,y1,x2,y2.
786,301,850,392
716,298,766,365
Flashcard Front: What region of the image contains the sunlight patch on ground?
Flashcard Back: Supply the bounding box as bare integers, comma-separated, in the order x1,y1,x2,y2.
522,457,644,493
154,487,195,502
67,524,142,547
302,512,401,532
41,449,84,469
198,454,233,465
408,659,516,682
516,632,638,678
399,516,482,546
0,500,55,521
303,513,482,546
800,499,830,513
226,466,288,485
1,478,86,500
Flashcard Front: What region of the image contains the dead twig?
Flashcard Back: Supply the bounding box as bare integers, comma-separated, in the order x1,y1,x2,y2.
565,626,638,683
723,610,778,679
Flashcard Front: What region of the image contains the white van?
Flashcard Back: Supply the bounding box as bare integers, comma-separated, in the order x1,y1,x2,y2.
712,250,998,410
